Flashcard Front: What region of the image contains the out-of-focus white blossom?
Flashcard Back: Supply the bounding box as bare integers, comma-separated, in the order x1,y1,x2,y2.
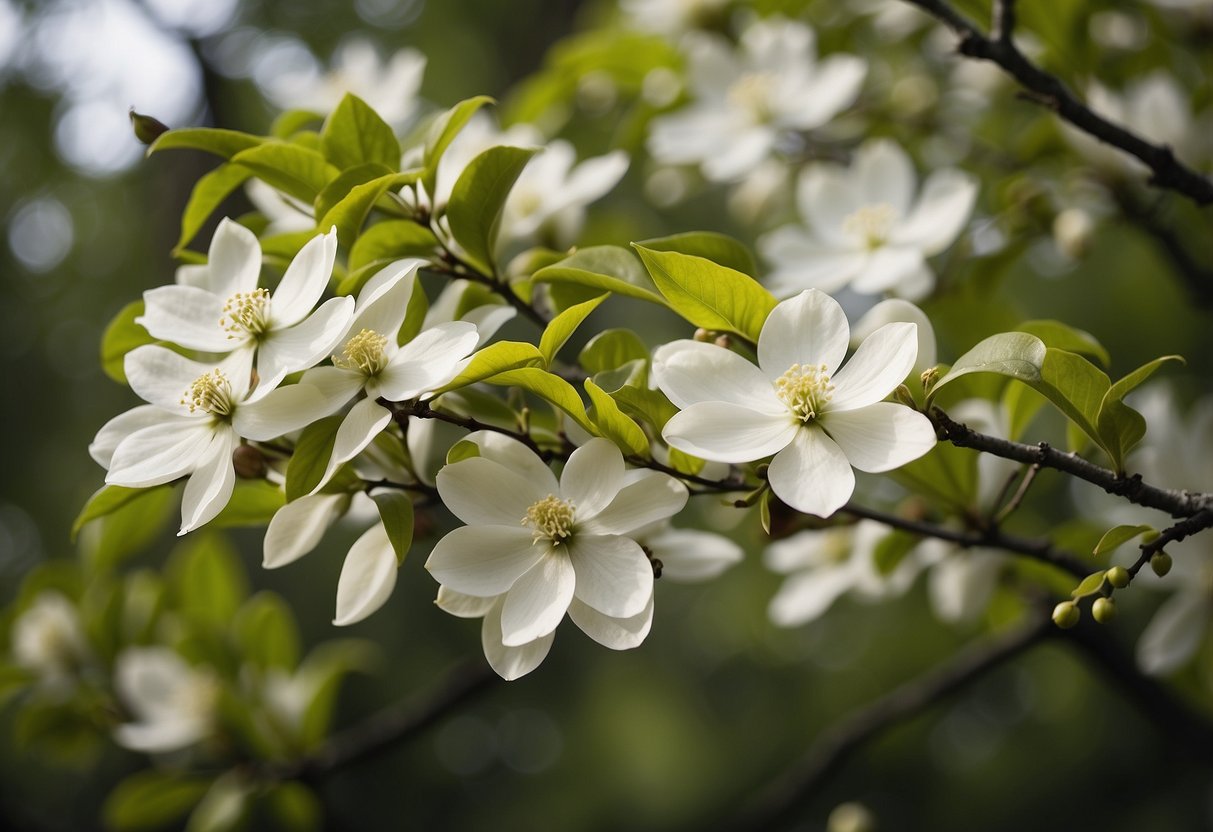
11,592,91,689
113,647,218,754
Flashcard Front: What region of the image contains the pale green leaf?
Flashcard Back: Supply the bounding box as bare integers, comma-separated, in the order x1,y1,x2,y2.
421,95,494,199
486,367,597,434
447,145,539,276
539,294,607,366
579,328,649,374
637,230,757,276
321,93,401,171
349,220,439,271
1016,319,1110,367
585,378,649,456
176,164,252,251
371,490,414,566
149,128,263,159
1093,524,1156,556
231,143,339,204
431,341,544,394
532,245,663,304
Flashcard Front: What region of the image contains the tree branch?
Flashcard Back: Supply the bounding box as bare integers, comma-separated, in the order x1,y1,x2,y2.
901,0,1213,206
930,408,1213,518
1130,509,1213,578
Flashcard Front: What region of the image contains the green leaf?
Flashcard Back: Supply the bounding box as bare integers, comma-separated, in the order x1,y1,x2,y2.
73,485,144,540
168,533,249,627
262,783,321,832
637,231,757,277
533,245,662,304
103,771,212,832
888,443,978,510
585,379,649,456
371,490,414,566
234,592,300,670
873,530,919,576
759,490,772,535
579,328,649,374
100,301,155,383
1095,355,1185,468
1037,348,1110,448
1015,319,1110,367
632,245,776,343
539,294,607,366
930,332,1047,399
349,220,439,271
80,485,176,570
321,93,401,171
211,480,285,528
185,773,251,832
285,415,344,502
270,109,323,139
1093,524,1156,556
446,145,539,276
296,640,378,747
1070,570,1108,600
230,143,339,204
608,384,679,432
486,367,597,434
398,273,430,344
1002,381,1047,442
316,169,421,250
432,341,545,394
421,95,494,199
149,128,263,159
313,162,394,226
1106,355,1184,403
176,164,252,251
446,439,482,465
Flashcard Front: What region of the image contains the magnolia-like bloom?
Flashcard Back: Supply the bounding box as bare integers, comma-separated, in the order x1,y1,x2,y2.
765,520,921,626
91,346,327,534
652,289,936,518
641,524,743,582
647,18,866,181
300,261,481,493
11,591,91,689
140,220,353,391
113,647,218,753
760,139,978,300
426,434,688,672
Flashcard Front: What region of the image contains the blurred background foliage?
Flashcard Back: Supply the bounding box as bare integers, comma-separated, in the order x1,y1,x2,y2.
0,0,1211,829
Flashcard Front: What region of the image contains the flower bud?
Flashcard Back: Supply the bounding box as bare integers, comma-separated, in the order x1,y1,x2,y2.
1106,566,1131,589
920,366,940,394
828,802,878,832
1092,596,1117,623
892,384,917,409
129,109,170,145
693,328,714,342
232,444,267,479
1052,601,1080,629
1053,208,1095,260
713,334,732,349
1150,551,1173,577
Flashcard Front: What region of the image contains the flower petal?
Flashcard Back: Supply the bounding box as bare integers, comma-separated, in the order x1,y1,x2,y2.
500,553,576,646
299,365,366,412
891,168,978,255
138,286,232,352
481,600,555,681
663,402,798,464
582,470,688,536
852,299,937,372
1137,591,1210,676
269,228,338,328
560,438,625,520
375,322,480,400
785,54,866,130
927,549,1003,624
646,528,742,582
263,493,346,569
312,398,392,494
821,402,936,472
203,218,263,298
828,321,918,411
352,260,421,337
124,345,219,412
435,586,498,619
758,289,850,378
107,422,215,488
850,247,927,295
766,427,854,517
178,430,238,535
333,522,399,626
463,432,560,493
568,595,653,650
90,405,179,469
568,535,653,618
854,139,916,217
232,383,329,441
768,565,855,626
651,340,784,413
425,525,544,597
798,165,865,247
436,457,549,527
759,226,866,296
257,295,355,390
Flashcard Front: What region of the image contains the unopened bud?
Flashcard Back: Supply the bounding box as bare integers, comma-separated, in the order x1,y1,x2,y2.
1053,208,1096,260
892,384,917,409
1052,601,1080,629
755,463,769,480
920,366,940,394
129,108,170,145
1106,566,1131,589
232,444,267,479
1092,596,1117,623
1150,551,1173,577
693,328,714,342
828,802,878,832
713,334,732,349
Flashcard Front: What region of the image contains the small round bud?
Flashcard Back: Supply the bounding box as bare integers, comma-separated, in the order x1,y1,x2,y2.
1092,596,1117,623
232,444,267,479
693,328,714,342
129,109,170,145
713,334,732,349
1150,551,1173,577
1052,601,1080,629
828,802,878,832
1052,208,1096,260
892,384,917,409
1106,566,1131,589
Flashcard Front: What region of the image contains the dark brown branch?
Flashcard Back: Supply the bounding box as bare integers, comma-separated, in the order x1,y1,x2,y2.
901,0,1213,206
1113,188,1213,307
930,408,1213,518
1130,509,1213,578
729,616,1053,831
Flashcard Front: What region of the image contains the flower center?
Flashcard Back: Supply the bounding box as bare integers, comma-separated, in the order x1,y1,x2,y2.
775,363,834,423
333,328,389,376
727,72,777,123
220,288,272,339
842,202,898,249
522,494,576,545
181,369,235,417
512,188,543,219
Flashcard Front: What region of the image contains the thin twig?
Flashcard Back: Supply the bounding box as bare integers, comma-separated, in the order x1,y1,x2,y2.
1129,509,1213,578
993,463,1040,525
901,0,1213,205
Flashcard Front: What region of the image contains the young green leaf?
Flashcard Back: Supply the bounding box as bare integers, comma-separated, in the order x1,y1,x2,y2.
1015,319,1110,367
234,592,301,670
585,378,650,456
103,771,212,832
432,341,545,394
486,367,597,434
317,169,422,250
1093,524,1156,556
349,220,439,270
371,490,415,565
539,294,607,366
321,93,401,171
100,301,155,384
421,95,494,198
148,128,263,159
447,145,539,276
210,480,285,528
637,230,757,276
176,164,253,251
285,415,345,501
230,143,340,204
533,245,663,304
929,332,1047,400
579,328,649,374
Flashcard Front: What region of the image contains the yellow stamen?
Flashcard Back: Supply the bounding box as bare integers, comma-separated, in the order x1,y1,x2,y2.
332,329,389,375
775,363,834,423
220,287,271,339
181,369,235,416
842,203,898,249
522,494,576,545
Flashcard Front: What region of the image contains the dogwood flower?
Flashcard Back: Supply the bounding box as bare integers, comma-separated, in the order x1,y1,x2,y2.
759,139,978,299
112,647,218,753
652,289,936,518
641,524,743,582
140,220,353,391
11,591,91,690
620,0,730,35
426,434,687,671
299,261,481,494
91,346,328,534
647,18,866,181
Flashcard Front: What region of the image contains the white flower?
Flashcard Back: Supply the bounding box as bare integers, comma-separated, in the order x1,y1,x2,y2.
652,289,936,518
245,180,315,235
112,647,218,753
852,298,937,374
916,539,1005,625
11,592,91,689
299,261,481,494
91,346,329,535
765,520,920,626
260,38,427,130
642,524,743,582
759,139,977,300
647,18,866,181
425,433,687,673
620,0,730,35
141,220,353,391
